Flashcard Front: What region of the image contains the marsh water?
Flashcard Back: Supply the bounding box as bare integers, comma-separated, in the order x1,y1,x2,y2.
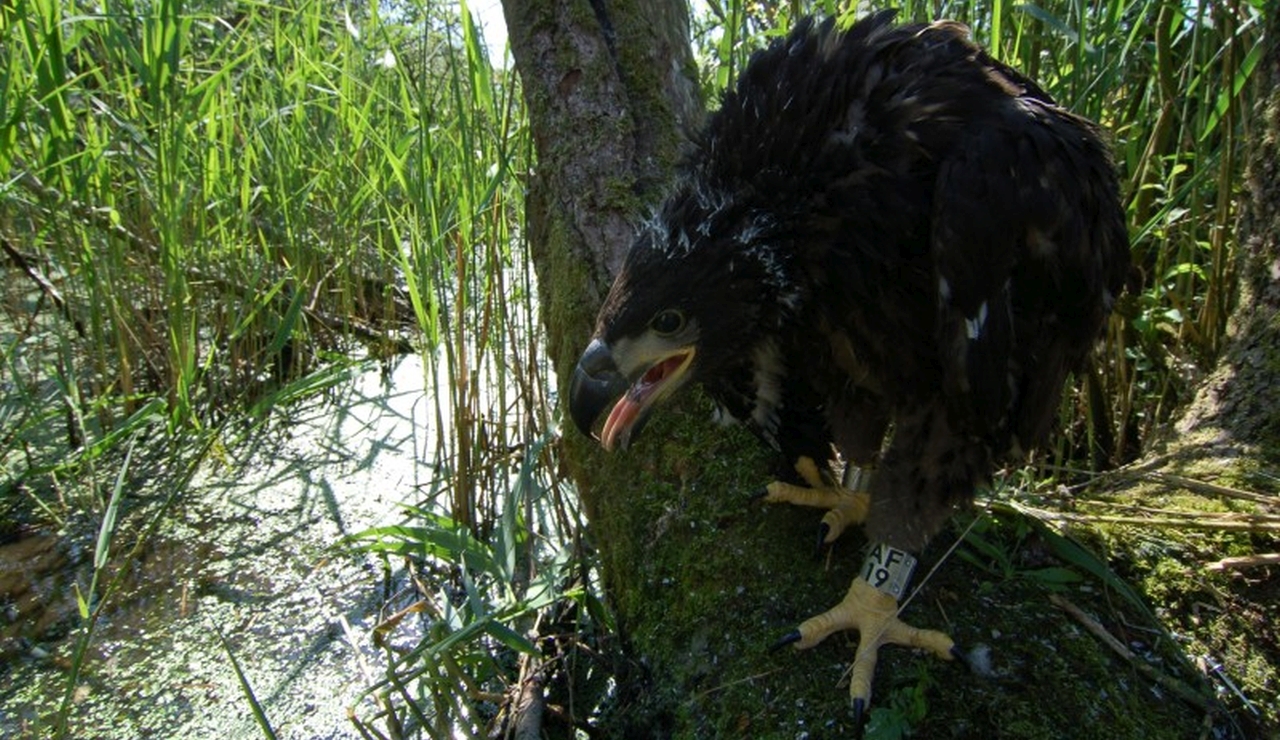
1,356,440,738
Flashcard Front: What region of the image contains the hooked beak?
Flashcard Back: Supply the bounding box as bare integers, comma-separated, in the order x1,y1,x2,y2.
567,337,695,451
569,338,629,445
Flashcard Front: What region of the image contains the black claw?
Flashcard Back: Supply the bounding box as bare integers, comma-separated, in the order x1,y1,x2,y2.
852,697,866,735
769,630,801,652
750,486,769,501
950,644,969,668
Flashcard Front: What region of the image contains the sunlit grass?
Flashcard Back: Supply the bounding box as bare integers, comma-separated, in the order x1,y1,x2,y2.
3,0,554,735
2,0,536,508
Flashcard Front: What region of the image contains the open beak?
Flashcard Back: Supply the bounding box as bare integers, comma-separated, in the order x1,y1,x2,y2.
568,337,695,451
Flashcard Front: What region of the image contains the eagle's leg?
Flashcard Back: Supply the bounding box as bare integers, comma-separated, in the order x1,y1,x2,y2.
776,546,956,716
760,456,871,544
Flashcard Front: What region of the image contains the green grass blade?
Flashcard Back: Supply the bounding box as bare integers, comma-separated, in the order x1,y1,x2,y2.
215,623,280,740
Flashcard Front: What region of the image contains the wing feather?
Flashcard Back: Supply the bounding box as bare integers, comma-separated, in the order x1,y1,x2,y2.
933,98,1128,446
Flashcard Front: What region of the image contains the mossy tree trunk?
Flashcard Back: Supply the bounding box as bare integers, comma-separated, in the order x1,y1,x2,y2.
503,2,1280,737
501,1,874,735
1106,10,1280,734
1171,8,1280,458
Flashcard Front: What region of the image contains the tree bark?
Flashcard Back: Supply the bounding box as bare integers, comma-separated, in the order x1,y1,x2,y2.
502,2,867,735
503,1,792,734
504,2,1280,736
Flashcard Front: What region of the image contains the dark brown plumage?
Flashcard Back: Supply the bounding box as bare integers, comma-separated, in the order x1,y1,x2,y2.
568,10,1129,711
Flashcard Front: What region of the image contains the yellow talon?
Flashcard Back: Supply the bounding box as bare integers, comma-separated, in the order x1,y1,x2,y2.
761,457,872,543
790,577,955,703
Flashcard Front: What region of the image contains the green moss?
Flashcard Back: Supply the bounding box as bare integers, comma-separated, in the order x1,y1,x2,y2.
590,453,1271,738
1070,480,1280,737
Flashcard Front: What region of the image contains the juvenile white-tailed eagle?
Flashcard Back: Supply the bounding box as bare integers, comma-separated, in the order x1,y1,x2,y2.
568,11,1129,719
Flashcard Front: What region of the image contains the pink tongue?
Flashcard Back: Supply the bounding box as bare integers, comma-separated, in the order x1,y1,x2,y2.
598,355,686,450
600,396,641,451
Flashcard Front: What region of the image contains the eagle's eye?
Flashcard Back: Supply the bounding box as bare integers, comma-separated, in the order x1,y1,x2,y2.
650,309,685,336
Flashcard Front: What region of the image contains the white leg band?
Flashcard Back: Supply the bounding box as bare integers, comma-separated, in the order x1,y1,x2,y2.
861,543,917,600
842,464,873,493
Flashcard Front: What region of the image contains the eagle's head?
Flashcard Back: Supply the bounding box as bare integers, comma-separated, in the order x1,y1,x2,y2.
569,187,798,450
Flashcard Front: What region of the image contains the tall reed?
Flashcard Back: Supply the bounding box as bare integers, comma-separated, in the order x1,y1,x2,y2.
4,2,556,734
2,0,540,512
